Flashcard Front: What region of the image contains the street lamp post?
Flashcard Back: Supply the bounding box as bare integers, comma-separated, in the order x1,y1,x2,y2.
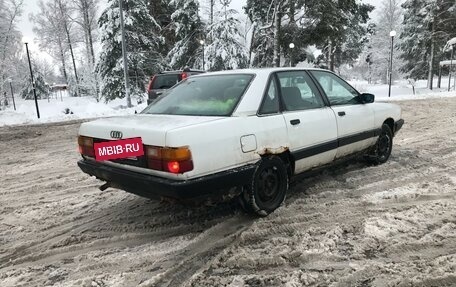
449,44,454,92
289,43,295,67
199,39,205,70
7,79,16,111
388,30,396,98
24,42,40,119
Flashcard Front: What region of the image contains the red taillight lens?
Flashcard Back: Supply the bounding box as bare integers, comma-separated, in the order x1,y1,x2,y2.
145,146,193,174
167,161,180,173
181,72,188,80
78,136,94,157
147,75,156,92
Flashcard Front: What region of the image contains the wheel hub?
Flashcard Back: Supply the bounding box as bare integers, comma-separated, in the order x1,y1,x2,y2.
258,169,279,201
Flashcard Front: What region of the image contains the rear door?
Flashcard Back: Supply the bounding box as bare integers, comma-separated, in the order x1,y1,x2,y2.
309,70,376,158
274,71,338,173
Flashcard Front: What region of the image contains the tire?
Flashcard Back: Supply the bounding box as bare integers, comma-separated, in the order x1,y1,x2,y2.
239,156,289,217
366,123,393,165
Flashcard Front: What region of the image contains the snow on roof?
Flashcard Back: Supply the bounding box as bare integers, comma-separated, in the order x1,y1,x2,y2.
448,37,456,46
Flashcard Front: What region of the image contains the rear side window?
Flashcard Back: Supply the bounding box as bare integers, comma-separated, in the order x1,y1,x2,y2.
277,71,325,111
259,78,279,115
152,74,180,89
142,74,254,116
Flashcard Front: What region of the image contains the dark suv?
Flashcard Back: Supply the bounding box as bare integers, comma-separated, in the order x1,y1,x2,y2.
146,69,204,105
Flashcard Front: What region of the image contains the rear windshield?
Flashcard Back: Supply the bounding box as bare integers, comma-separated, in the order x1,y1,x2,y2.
142,74,254,116
152,74,180,89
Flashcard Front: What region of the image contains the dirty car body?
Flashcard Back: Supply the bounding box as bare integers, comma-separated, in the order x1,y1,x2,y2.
77,68,404,215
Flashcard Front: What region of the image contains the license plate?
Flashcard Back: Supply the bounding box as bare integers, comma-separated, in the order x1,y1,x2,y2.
94,138,144,161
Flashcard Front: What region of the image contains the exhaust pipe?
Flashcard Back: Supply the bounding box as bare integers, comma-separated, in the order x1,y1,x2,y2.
99,182,111,191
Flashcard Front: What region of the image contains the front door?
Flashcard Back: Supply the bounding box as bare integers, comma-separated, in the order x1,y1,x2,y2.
310,70,376,158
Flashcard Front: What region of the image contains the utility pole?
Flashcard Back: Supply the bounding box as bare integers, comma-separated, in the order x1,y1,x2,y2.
119,0,131,107
25,42,40,119
388,30,396,98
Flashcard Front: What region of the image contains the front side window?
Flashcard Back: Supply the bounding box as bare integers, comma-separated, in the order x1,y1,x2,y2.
277,71,325,111
311,71,360,106
142,74,254,116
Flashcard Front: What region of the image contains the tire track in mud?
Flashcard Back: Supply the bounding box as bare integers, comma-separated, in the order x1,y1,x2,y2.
136,215,254,287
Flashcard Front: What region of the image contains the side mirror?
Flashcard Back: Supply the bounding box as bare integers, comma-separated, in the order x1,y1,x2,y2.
359,93,375,104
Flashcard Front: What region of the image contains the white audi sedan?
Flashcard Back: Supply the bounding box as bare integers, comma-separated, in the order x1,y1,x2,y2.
77,68,403,216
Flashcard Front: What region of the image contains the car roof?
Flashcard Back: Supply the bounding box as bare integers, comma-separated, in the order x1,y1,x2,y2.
158,69,204,75
190,67,328,78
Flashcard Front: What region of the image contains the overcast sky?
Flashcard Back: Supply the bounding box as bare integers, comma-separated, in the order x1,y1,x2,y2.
19,0,383,52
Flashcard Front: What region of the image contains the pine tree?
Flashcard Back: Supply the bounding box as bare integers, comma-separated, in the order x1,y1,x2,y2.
204,0,247,71
309,0,373,71
97,0,164,102
400,0,456,83
245,0,372,69
167,0,203,69
146,0,175,59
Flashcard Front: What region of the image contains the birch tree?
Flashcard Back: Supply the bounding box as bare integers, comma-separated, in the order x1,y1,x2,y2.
0,0,24,104
71,0,99,98
31,0,69,85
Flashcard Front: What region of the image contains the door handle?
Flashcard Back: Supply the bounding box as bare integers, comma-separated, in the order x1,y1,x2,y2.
290,119,300,125
338,111,346,117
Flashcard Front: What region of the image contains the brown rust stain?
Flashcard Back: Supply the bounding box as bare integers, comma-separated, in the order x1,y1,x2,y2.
257,146,289,155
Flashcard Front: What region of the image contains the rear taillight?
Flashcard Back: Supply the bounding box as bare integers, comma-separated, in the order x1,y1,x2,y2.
181,72,188,80
78,136,94,157
145,146,193,174
147,75,156,92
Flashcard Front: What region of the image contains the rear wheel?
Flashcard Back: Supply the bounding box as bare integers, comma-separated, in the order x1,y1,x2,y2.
239,156,289,216
366,123,393,164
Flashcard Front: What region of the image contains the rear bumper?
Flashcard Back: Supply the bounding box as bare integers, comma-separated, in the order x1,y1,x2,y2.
394,119,404,135
77,159,256,201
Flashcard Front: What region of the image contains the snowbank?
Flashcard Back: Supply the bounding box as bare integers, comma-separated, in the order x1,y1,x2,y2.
350,78,456,101
0,95,147,127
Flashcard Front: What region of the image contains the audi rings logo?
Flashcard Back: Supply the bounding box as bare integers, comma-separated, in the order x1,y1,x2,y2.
110,131,123,139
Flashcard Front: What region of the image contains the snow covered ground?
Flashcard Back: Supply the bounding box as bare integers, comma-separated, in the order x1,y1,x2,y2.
0,78,455,127
0,93,147,127
1,98,456,286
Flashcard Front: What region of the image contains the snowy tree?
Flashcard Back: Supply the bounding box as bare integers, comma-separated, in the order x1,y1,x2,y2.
362,0,403,83
146,0,176,59
32,0,82,96
0,0,24,104
244,0,284,67
167,0,203,69
31,0,70,86
20,60,50,100
400,0,456,87
203,0,247,71
72,0,98,67
71,0,100,98
308,0,373,71
56,0,81,95
245,0,372,70
97,0,164,102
